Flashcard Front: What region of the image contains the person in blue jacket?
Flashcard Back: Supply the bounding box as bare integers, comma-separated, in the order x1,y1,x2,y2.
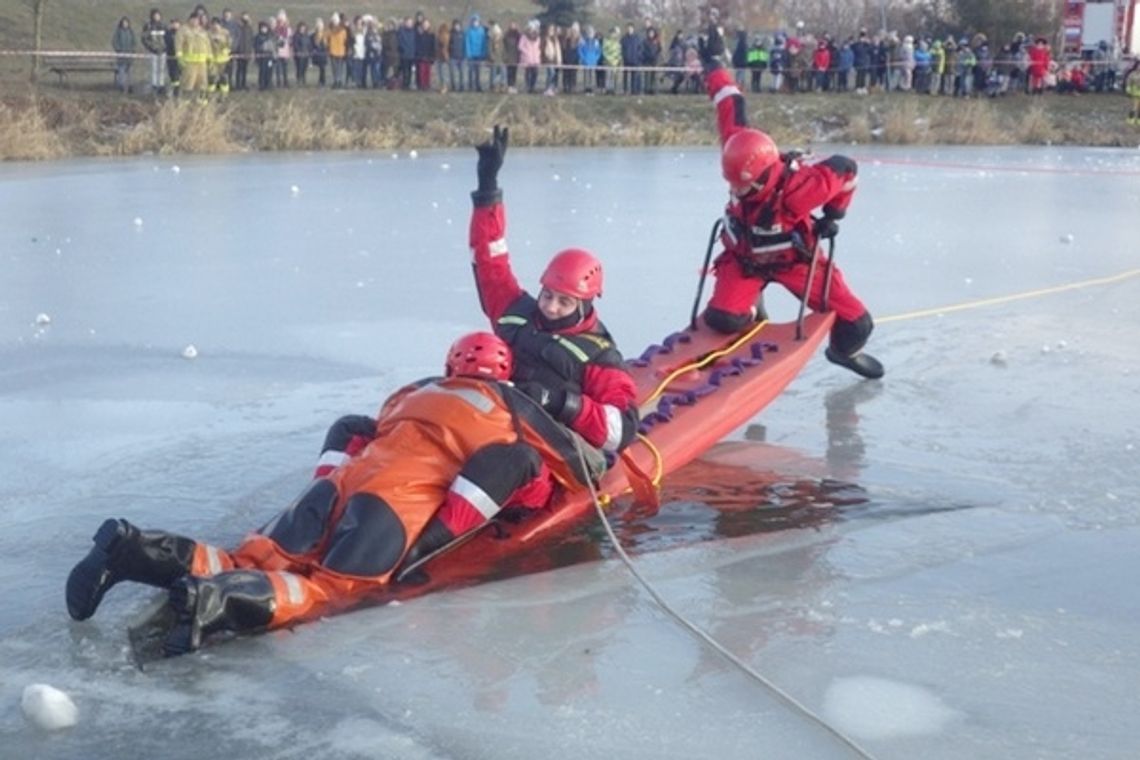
464,14,487,92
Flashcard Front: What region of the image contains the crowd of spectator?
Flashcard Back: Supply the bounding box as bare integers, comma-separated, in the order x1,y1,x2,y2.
109,5,1135,100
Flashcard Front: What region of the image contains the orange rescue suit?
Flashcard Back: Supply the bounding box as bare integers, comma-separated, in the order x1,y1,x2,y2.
190,376,587,628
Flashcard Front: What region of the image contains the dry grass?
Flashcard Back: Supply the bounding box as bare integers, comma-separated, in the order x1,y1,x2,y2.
117,99,240,155
1014,103,1063,144
879,99,932,144
0,98,66,160
1,87,1135,161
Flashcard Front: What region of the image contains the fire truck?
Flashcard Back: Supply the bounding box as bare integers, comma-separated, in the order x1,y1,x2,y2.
1061,0,1138,56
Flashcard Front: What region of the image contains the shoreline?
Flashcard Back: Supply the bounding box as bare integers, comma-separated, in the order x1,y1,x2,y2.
3,86,1139,161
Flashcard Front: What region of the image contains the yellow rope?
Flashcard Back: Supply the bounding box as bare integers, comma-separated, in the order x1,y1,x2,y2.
643,320,769,406
879,268,1140,324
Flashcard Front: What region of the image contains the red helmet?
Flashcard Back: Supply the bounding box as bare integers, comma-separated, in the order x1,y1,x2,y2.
540,248,604,300
445,331,513,381
721,128,782,198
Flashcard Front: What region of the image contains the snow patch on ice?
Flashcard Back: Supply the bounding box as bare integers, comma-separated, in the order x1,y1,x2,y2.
21,683,78,730
822,676,960,740
910,621,950,637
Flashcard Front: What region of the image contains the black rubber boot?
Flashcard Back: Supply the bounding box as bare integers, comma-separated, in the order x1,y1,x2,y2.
825,347,885,380
66,518,197,621
394,517,457,584
163,570,276,657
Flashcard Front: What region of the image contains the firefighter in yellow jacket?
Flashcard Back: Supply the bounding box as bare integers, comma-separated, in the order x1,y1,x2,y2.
177,13,212,97
65,332,591,655
207,16,232,94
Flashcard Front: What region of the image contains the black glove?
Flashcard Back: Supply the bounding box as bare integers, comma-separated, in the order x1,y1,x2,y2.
813,216,840,240
780,148,808,165
518,382,581,425
474,124,508,198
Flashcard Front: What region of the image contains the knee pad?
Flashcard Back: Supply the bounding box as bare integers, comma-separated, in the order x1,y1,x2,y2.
704,306,751,335
320,493,406,578
261,478,338,555
460,442,543,502
830,311,874,356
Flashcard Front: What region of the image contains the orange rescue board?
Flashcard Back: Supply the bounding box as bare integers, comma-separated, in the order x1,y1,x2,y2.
396,312,834,593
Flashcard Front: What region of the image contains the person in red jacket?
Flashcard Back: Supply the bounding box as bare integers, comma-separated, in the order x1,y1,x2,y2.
65,333,591,655
468,124,639,458
1027,37,1051,94
702,52,883,379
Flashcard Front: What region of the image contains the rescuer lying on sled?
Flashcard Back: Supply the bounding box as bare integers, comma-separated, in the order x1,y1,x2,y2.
65,332,592,656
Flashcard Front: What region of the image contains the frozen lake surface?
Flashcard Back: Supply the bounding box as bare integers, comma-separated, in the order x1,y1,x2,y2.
1,144,1139,759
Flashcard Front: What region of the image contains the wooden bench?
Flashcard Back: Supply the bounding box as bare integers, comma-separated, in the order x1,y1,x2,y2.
44,56,120,87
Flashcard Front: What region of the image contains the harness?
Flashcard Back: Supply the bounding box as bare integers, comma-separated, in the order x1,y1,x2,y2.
722,175,812,277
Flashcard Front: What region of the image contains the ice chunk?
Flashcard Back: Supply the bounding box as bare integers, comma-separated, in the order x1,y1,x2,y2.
34,313,51,326
21,684,78,731
823,676,960,740
181,344,199,360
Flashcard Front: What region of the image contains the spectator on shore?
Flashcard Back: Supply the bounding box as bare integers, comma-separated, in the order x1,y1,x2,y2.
253,19,274,90
398,16,416,89
730,25,748,87
292,21,311,85
561,22,581,94
504,20,521,92
381,18,399,87
579,25,601,94
914,39,931,93
620,23,643,95
852,30,871,93
311,17,328,87
487,20,505,92
273,10,292,88
518,20,541,94
602,26,621,94
746,35,767,93
232,12,253,90
956,38,975,96
142,9,167,95
643,25,661,95
542,23,562,95
416,19,436,91
448,19,466,91
465,14,487,92
837,38,854,92
347,17,364,88
164,19,181,94
326,13,348,88
112,16,136,94
1028,36,1050,94
434,18,450,91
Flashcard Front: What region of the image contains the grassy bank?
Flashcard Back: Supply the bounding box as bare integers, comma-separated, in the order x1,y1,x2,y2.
3,86,1138,161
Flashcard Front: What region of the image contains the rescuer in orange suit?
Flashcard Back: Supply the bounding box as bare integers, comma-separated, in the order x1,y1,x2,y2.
65,332,592,656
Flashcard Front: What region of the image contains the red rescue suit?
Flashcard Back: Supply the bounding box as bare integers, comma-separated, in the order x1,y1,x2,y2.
181,376,591,629
705,67,874,356
469,197,638,453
